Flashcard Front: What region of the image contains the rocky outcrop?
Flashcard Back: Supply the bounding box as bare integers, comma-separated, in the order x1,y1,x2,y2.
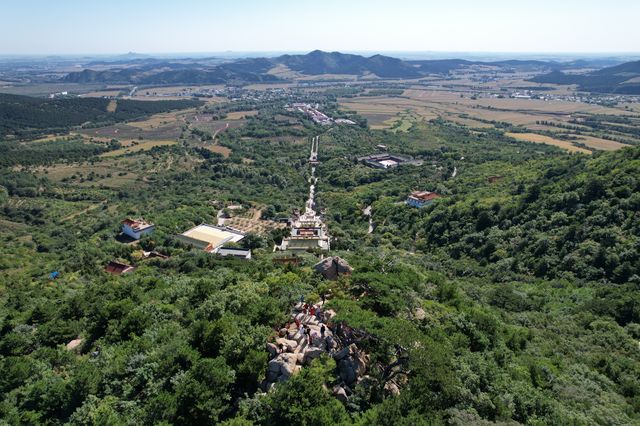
314,256,353,280
263,298,371,403
334,343,369,386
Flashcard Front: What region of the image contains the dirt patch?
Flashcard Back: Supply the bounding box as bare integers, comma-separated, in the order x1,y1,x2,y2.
106,100,117,112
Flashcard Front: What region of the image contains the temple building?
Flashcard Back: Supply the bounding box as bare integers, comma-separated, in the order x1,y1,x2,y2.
279,209,330,252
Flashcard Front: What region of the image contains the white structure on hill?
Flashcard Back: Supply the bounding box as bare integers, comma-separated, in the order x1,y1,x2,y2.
175,224,246,254
122,218,155,240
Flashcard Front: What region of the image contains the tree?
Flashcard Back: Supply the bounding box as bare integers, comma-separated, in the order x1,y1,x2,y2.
175,357,235,425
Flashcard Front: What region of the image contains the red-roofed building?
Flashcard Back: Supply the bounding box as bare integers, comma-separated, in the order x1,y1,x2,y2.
105,261,135,275
406,191,442,208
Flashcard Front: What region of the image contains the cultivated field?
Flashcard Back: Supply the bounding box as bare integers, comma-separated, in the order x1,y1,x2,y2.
505,132,592,154
339,85,637,151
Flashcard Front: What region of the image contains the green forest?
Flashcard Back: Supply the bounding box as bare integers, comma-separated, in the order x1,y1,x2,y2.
1,97,640,425
0,94,202,139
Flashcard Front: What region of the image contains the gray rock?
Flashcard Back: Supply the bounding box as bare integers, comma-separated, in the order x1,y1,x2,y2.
339,358,357,385
333,386,349,403
323,309,337,322
303,347,325,365
414,307,426,320
276,338,298,352
266,342,279,359
266,369,280,382
314,257,353,280
384,381,401,396
333,346,350,361
268,359,282,373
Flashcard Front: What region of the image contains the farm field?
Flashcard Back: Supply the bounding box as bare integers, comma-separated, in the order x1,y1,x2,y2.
340,86,638,150
505,132,592,154
226,110,258,119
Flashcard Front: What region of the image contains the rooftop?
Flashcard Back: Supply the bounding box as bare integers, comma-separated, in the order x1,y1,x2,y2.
177,224,245,252
122,218,154,232
408,191,441,202
105,260,135,275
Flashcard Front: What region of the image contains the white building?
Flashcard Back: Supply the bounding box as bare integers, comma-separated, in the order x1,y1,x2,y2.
175,224,246,253
122,218,155,240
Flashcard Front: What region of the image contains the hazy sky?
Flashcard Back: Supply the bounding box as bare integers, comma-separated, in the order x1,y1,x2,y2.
1,0,639,54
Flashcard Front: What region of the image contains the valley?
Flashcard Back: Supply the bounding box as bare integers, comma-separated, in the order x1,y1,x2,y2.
1,48,640,425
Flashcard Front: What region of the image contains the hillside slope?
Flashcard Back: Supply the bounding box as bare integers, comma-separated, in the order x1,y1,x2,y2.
531,60,640,94
0,93,202,138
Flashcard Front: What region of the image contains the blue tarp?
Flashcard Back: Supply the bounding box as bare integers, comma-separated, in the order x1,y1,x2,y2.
49,271,60,280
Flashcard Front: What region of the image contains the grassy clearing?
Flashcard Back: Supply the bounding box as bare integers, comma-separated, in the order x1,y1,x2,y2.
101,140,177,157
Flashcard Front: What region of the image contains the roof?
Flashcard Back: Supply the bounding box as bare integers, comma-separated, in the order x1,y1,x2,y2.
408,191,441,202
178,224,245,251
105,261,135,275
216,248,251,258
122,218,154,232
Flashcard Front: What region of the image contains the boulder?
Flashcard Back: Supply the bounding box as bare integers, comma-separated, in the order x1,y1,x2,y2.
384,381,401,396
276,338,298,352
280,361,296,378
268,358,282,373
303,347,325,365
314,257,353,280
66,338,83,351
353,352,368,376
333,346,350,361
339,358,357,385
323,309,337,322
266,342,279,359
333,386,349,403
266,369,280,382
414,307,426,320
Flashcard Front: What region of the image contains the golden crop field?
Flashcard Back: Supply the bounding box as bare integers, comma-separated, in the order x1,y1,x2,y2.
226,110,258,120
127,109,194,130
505,132,591,154
340,86,636,151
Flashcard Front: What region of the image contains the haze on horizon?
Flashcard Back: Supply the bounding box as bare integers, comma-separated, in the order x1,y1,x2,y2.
1,0,639,55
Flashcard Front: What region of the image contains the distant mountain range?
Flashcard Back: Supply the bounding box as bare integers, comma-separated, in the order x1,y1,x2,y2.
61,50,640,94
530,61,640,94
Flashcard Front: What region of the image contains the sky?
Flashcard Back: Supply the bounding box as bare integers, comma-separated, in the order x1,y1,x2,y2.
1,0,639,55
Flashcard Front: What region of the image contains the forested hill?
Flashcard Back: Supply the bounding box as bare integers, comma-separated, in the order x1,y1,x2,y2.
374,145,640,284
62,50,604,83
0,94,202,138
531,60,640,94
1,115,640,423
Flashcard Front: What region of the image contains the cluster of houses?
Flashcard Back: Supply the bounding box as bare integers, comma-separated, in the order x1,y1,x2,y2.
105,185,440,276
286,103,356,126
